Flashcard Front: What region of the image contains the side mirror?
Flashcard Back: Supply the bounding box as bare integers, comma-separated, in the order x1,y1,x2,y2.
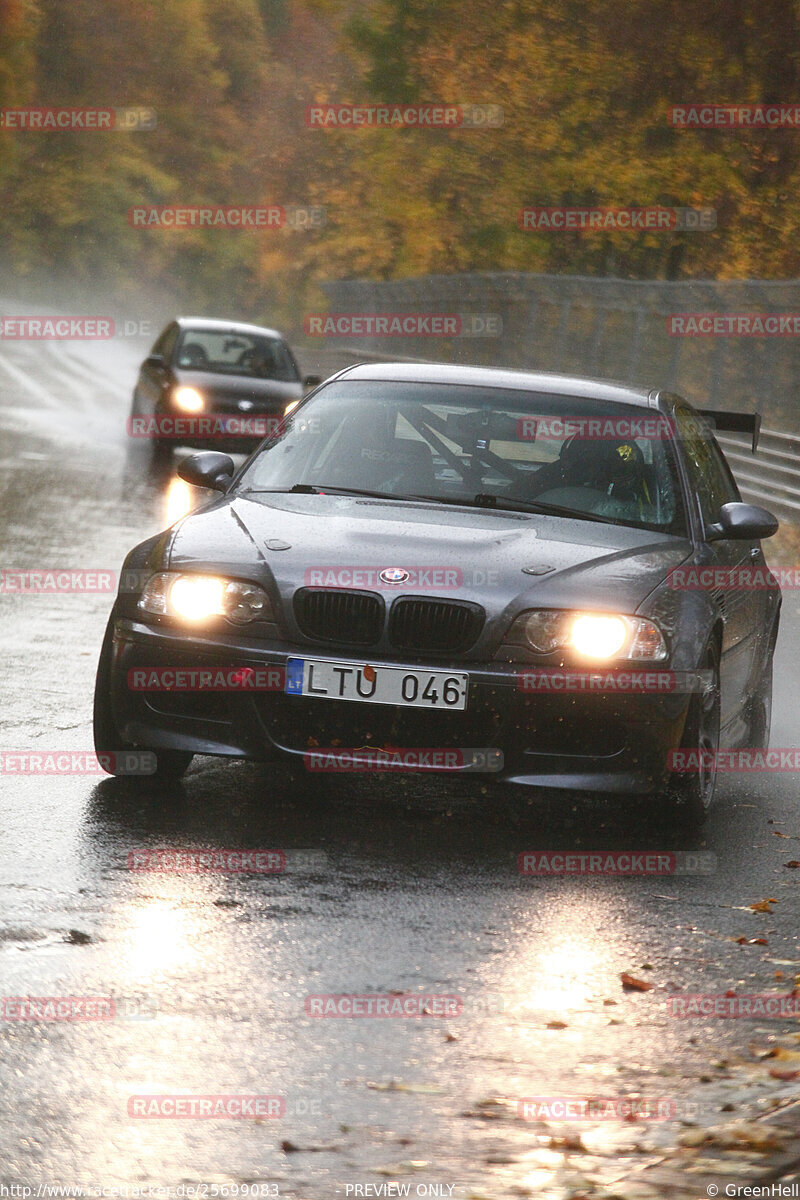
303,374,322,391
177,452,235,493
706,501,779,541
145,353,165,368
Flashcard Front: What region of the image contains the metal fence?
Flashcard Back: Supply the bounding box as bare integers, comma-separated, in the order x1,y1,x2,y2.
319,272,800,520
716,428,800,521
321,273,800,423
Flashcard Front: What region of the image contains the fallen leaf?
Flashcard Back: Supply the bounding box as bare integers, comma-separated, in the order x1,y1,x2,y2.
548,1134,585,1151
367,1081,444,1094
770,1047,800,1061
546,1020,568,1029
749,899,778,913
621,973,654,992
462,1097,525,1123
769,1068,800,1080
374,1162,429,1176
691,1122,787,1151
784,861,800,868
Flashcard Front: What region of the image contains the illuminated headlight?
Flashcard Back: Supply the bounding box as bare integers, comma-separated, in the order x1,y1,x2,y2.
172,386,204,413
570,614,628,658
138,572,273,626
507,609,667,662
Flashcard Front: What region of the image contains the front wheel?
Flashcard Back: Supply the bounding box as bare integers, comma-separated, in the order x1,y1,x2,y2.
659,641,721,829
93,617,193,780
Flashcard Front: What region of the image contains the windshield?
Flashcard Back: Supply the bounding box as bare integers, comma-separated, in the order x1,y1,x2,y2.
237,380,688,535
174,329,299,381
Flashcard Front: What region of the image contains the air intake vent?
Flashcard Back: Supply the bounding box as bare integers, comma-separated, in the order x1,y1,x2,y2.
293,588,384,646
388,597,484,654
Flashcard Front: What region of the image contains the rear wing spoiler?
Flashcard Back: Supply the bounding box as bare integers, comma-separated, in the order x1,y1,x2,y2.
699,409,761,453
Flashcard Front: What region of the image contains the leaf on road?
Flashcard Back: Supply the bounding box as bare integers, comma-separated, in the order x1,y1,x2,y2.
784,861,800,868
367,1081,444,1094
374,1162,429,1175
546,1020,568,1029
769,1046,800,1061
749,899,778,913
462,1097,520,1121
679,1122,787,1151
621,973,654,991
547,1134,585,1151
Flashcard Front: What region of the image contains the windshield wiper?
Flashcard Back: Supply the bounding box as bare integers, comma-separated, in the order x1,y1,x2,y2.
242,483,428,502
241,484,321,495
412,491,612,525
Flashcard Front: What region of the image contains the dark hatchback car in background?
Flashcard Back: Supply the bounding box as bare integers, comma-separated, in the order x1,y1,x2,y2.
129,317,321,458
98,362,780,827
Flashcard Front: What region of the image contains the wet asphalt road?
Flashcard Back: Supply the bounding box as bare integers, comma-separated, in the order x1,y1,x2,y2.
2,327,800,1196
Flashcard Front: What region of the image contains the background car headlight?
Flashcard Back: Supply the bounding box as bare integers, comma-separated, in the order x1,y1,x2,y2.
138,572,273,625
505,608,667,662
172,386,204,413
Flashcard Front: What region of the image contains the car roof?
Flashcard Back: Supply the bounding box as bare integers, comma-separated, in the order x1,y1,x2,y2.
175,316,286,340
332,361,661,408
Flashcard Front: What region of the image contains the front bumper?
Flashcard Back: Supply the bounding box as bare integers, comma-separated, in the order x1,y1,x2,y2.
156,403,296,453
106,618,692,794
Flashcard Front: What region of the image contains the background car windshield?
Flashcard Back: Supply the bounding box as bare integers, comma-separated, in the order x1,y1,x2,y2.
238,380,687,534
175,330,299,381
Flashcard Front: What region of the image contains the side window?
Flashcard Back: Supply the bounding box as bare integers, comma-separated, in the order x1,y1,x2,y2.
674,404,740,527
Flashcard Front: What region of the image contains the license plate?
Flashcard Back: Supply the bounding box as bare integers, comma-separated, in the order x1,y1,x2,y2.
285,658,469,710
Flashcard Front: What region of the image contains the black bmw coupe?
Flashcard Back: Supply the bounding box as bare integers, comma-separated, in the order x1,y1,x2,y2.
96,362,780,826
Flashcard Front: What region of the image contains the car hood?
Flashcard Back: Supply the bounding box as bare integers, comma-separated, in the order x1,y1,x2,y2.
173,369,302,407
167,493,693,618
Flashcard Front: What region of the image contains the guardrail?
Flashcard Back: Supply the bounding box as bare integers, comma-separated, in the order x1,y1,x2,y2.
716,428,800,521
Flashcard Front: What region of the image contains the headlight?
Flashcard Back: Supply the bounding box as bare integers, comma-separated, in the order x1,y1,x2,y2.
138,572,273,626
172,386,204,413
570,614,628,659
505,609,667,662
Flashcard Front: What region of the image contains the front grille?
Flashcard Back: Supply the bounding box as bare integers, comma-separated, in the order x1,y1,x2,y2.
293,588,384,646
388,597,484,654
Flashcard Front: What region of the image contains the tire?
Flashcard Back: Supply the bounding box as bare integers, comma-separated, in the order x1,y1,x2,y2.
744,652,773,751
659,640,721,829
93,617,193,780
